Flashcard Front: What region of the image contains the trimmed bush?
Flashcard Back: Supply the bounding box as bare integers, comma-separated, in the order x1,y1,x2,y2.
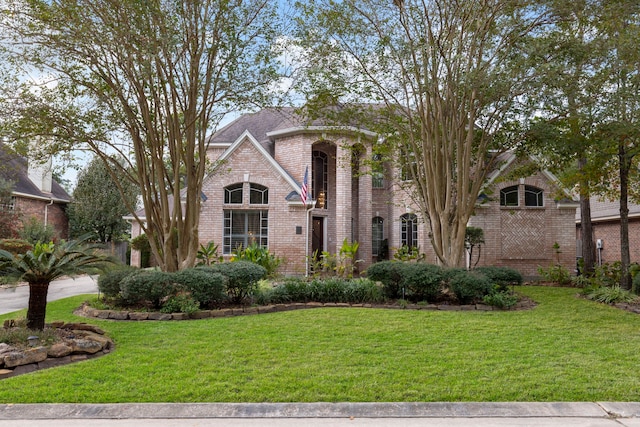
483,290,519,309
308,277,346,303
173,268,227,309
366,261,405,299
342,278,384,304
633,273,640,295
448,271,494,304
400,263,444,302
119,270,178,309
0,239,33,255
205,261,267,304
97,267,138,298
475,266,523,291
160,293,200,314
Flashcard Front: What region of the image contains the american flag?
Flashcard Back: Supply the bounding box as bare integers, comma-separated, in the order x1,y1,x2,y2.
300,166,309,206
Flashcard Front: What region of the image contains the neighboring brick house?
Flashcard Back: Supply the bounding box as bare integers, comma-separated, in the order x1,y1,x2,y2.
0,142,70,240
576,198,640,267
129,108,579,276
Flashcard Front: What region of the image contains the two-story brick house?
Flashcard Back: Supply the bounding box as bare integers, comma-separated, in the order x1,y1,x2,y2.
0,142,70,240
130,108,579,276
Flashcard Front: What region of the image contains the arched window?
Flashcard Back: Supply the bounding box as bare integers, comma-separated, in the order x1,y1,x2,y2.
313,150,328,209
524,185,543,207
400,213,418,248
500,185,519,207
224,183,243,204
249,183,269,204
372,217,384,257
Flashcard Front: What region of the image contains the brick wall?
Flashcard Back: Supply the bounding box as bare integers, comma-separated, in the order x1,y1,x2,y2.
14,196,69,240
577,219,640,265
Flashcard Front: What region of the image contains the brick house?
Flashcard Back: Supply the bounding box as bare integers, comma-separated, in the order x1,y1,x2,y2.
0,142,70,240
576,198,640,267
129,108,579,276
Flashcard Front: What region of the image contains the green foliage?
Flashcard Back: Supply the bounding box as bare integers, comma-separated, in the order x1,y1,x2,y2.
119,270,177,309
0,178,20,239
173,268,227,309
393,245,425,262
483,290,519,309
448,271,494,304
257,277,383,305
633,273,640,295
196,241,222,266
475,266,523,291
206,261,267,304
400,263,445,302
231,243,282,277
341,278,384,304
0,239,33,255
585,285,639,304
130,234,151,268
465,227,485,268
68,156,138,243
336,238,362,278
97,266,137,298
19,216,55,244
0,322,61,349
537,264,572,286
366,261,405,299
160,293,200,315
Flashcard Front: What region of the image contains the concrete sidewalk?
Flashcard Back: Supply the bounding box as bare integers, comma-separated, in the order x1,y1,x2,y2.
0,402,639,426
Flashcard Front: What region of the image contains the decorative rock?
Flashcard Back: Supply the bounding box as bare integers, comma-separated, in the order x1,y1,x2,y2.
0,369,13,379
12,363,38,376
257,305,276,314
95,310,111,319
61,323,106,335
74,331,113,349
190,310,211,319
460,305,476,311
475,304,493,311
47,343,73,358
243,307,258,315
336,303,350,308
128,312,149,321
4,347,48,368
171,313,188,320
0,343,16,355
71,354,88,362
306,302,323,308
108,311,129,320
323,303,337,307
147,312,172,321
38,356,72,370
438,305,461,311
70,339,103,354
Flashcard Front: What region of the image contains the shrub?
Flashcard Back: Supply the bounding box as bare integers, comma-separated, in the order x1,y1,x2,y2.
206,261,267,304
19,216,55,244
231,243,282,277
448,270,494,304
633,273,640,295
400,263,444,302
279,277,311,302
475,266,523,291
366,261,405,299
537,264,572,286
97,266,138,298
160,293,200,314
483,290,519,309
173,268,227,309
585,285,639,304
308,277,347,303
119,270,178,309
0,239,33,255
342,278,384,304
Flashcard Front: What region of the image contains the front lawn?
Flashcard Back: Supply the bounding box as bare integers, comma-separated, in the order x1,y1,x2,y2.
1,286,640,402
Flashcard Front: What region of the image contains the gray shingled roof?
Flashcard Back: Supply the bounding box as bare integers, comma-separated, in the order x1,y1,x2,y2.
0,142,71,202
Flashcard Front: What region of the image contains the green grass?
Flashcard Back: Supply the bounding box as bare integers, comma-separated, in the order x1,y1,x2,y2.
2,286,640,402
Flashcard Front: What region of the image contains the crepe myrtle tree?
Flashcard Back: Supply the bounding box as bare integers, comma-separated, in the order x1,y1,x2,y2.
294,0,549,267
0,238,115,330
0,0,284,271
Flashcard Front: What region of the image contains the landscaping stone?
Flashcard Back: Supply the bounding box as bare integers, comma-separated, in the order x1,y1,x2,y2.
70,339,103,354
257,305,276,314
3,347,48,368
95,310,111,319
147,312,172,321
438,305,461,311
47,343,73,358
171,313,188,320
0,343,15,355
0,369,12,379
128,312,149,321
243,307,258,315
12,363,38,375
475,304,494,311
191,310,211,319
108,311,129,320
61,323,105,335
38,356,72,370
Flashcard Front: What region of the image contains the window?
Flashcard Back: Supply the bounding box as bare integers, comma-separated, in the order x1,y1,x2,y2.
249,184,269,204
313,150,328,209
372,153,384,188
400,213,418,248
0,196,15,211
372,217,384,257
223,210,268,254
224,183,243,204
524,185,543,207
500,185,519,207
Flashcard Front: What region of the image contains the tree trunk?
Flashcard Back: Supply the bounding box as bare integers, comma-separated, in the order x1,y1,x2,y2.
619,144,631,290
580,194,596,275
26,281,50,331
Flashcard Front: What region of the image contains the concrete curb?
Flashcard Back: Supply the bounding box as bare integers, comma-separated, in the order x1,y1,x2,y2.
0,402,638,420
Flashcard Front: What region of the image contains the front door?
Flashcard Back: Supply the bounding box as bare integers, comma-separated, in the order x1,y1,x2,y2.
312,217,325,260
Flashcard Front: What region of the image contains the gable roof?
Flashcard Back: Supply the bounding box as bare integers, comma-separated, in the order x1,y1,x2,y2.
0,142,70,203
208,130,308,206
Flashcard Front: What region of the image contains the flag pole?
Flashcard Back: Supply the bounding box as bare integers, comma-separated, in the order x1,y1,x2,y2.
305,203,310,277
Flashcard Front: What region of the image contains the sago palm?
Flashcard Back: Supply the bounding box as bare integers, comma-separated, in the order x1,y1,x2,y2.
0,238,115,330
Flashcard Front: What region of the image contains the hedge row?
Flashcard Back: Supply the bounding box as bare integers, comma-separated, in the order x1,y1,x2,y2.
98,261,267,312
366,261,522,304
255,277,385,305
